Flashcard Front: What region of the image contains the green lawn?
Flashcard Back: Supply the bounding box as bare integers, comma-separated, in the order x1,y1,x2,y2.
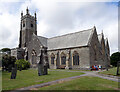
2,69,84,90
39,76,118,90
99,67,119,76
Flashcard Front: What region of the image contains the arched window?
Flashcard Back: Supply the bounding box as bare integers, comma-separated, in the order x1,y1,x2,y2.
31,24,33,27
51,53,55,64
61,52,66,65
32,49,37,64
73,51,79,65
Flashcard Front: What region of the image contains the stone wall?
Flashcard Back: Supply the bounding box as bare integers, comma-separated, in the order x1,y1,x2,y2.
48,46,90,70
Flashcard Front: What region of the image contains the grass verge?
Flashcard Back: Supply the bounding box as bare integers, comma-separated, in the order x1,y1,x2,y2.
2,69,84,90
98,67,119,76
39,76,118,90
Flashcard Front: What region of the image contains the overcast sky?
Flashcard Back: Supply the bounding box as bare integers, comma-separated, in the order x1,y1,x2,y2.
0,0,119,55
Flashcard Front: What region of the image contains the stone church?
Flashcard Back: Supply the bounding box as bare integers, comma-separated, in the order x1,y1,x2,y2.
11,8,110,70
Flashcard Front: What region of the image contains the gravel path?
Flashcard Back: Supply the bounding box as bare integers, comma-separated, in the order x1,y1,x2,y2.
10,70,119,91
81,71,119,82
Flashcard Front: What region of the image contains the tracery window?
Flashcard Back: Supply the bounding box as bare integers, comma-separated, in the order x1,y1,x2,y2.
61,52,66,65
73,51,79,65
51,53,55,64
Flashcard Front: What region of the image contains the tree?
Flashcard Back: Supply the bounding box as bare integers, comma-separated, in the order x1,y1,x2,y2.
2,54,16,71
1,48,10,52
1,48,11,55
110,52,120,67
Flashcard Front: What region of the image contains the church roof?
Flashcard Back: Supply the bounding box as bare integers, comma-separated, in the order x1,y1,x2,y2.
37,36,48,47
47,28,93,50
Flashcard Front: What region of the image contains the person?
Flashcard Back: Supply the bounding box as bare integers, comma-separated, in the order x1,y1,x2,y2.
99,65,101,70
90,66,92,71
96,65,98,70
94,65,98,70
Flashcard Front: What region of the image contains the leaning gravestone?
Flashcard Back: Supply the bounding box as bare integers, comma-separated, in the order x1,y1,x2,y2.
38,64,44,76
11,64,17,79
116,61,120,75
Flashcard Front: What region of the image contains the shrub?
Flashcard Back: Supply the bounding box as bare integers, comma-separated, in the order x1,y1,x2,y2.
15,59,30,70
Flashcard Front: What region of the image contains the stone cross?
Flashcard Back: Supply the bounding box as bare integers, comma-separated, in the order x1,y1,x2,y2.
37,48,48,76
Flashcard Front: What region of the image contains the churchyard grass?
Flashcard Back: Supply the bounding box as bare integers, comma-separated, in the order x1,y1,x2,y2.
39,76,118,90
99,67,118,76
2,69,84,90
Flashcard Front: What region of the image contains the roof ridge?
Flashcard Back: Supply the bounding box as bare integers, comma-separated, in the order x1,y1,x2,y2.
48,28,93,39
38,36,48,39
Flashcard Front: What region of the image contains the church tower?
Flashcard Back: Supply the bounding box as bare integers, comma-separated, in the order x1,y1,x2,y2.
19,8,37,48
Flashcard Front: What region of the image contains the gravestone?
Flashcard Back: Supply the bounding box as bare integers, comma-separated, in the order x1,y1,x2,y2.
43,65,48,75
38,48,48,76
38,64,43,76
43,54,48,75
11,64,17,79
116,61,120,75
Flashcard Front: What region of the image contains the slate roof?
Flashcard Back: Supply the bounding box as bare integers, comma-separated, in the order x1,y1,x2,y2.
37,36,48,47
47,28,93,50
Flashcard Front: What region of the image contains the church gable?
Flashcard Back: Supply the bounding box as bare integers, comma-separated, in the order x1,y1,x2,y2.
86,26,103,65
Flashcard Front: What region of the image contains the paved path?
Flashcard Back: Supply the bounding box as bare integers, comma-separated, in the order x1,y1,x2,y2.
81,71,119,82
10,70,119,91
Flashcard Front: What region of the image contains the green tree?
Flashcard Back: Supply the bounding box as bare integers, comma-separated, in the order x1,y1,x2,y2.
2,54,16,71
110,52,120,67
1,48,10,52
15,59,30,70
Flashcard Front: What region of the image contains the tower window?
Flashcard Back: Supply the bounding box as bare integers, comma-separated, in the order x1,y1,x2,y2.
31,24,33,27
23,24,25,27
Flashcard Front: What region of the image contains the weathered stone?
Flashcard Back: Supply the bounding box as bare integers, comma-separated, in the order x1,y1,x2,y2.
11,64,17,79
38,64,43,76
